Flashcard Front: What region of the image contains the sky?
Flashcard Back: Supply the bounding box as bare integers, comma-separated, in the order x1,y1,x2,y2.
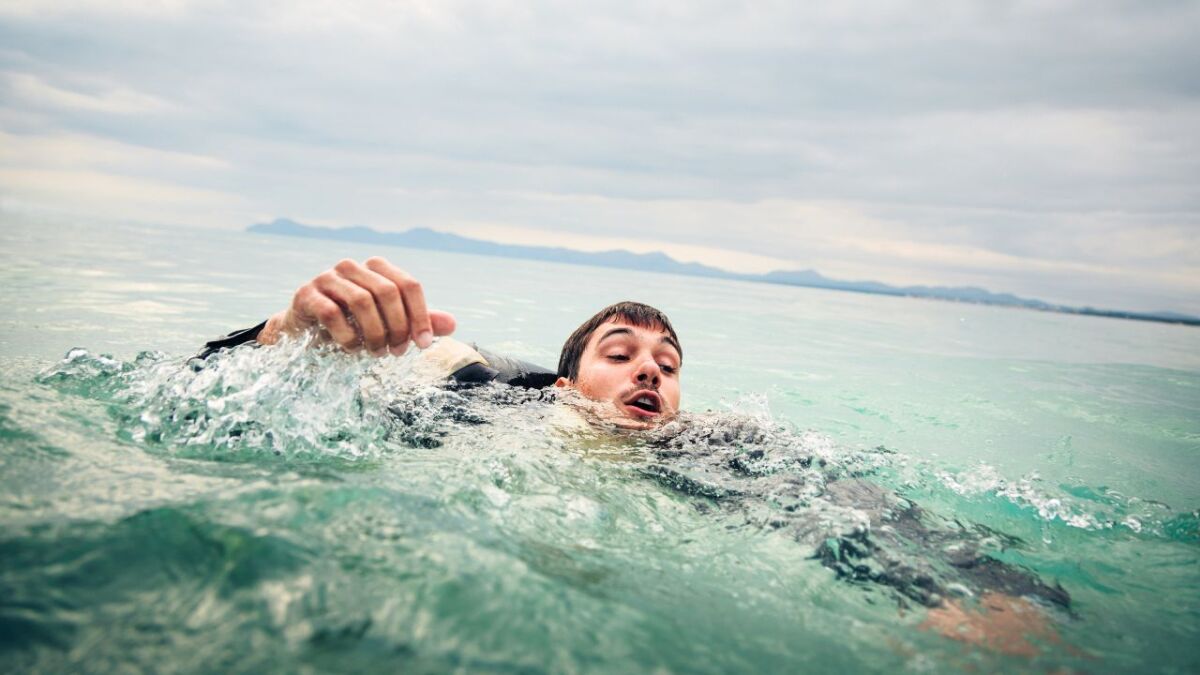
1,0,1198,313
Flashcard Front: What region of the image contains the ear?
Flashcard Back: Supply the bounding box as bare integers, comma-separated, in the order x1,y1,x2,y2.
554,377,571,388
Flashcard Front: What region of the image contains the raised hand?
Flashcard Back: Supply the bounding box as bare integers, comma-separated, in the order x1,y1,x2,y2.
258,257,456,355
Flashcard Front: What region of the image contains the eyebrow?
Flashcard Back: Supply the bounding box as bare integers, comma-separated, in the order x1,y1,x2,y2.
597,327,682,359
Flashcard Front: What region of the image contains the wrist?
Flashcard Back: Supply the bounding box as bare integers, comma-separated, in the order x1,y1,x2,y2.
257,311,287,345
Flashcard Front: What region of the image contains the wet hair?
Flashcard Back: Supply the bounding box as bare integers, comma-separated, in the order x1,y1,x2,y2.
557,301,682,381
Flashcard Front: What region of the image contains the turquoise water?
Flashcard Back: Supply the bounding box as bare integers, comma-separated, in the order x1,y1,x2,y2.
1,214,1198,673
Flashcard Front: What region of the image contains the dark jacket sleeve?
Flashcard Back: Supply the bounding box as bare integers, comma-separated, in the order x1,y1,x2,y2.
195,328,558,390
195,320,268,360
471,346,558,388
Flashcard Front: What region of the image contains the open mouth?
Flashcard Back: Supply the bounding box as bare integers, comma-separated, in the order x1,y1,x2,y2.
622,390,663,417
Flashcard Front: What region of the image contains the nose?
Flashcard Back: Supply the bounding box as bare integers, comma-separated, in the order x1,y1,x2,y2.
633,357,661,388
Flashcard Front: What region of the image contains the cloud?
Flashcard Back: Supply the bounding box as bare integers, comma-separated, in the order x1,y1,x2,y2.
1,0,1197,312
4,72,174,114
0,130,243,225
0,1,196,19
0,167,245,227
0,129,227,169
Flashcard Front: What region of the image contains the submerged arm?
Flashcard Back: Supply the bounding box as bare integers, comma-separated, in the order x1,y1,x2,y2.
818,479,1073,655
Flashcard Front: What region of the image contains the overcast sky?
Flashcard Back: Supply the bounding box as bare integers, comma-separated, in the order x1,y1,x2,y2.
2,0,1198,313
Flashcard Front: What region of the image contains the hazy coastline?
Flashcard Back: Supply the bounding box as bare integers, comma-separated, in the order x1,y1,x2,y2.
251,218,1200,328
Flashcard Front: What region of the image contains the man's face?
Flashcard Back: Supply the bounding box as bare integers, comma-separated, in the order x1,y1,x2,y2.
556,319,682,428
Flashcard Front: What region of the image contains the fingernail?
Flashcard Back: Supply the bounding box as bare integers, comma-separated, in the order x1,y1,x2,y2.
389,344,408,356
371,347,387,358
415,331,433,349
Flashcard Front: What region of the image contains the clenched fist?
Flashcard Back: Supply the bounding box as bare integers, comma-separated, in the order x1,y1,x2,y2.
258,257,456,355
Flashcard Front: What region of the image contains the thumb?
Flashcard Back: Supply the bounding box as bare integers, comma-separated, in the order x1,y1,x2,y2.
430,310,456,337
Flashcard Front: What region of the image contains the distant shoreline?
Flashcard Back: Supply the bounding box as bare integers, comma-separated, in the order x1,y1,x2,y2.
248,218,1200,328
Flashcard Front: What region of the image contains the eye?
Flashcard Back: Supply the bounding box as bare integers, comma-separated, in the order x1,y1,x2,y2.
659,364,677,374
607,354,630,362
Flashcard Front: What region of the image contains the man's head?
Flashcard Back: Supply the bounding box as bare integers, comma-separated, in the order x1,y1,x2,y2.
555,301,682,427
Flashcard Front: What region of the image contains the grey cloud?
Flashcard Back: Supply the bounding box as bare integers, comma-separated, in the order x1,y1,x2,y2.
2,1,1198,312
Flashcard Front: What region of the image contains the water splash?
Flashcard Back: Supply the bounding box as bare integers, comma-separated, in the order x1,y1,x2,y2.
36,343,912,567
37,336,436,461
935,462,1183,539
35,342,1193,552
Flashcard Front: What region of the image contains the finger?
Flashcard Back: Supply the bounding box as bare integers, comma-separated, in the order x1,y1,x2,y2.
366,257,433,348
314,270,388,352
335,259,410,349
363,257,457,340
296,286,358,348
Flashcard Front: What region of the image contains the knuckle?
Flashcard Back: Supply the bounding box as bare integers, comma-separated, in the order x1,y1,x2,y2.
365,256,389,269
401,278,422,294
315,305,341,323
304,285,327,301
376,283,400,303
334,259,358,274
349,290,372,310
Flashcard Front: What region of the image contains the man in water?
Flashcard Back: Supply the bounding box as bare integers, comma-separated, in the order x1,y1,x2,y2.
206,256,1072,656
220,256,683,431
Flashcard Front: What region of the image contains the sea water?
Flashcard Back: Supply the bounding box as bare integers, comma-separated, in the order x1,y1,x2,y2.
1,214,1197,673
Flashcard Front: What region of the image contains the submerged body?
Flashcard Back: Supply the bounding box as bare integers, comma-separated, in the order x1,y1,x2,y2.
204,326,1073,619
193,256,1072,655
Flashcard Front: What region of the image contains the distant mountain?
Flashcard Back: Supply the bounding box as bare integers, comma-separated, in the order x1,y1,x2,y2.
248,218,1199,327
250,218,732,278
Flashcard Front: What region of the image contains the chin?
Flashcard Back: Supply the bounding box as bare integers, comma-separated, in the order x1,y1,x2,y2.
610,417,660,431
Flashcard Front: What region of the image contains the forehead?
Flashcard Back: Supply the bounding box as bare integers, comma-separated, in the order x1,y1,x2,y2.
586,319,678,353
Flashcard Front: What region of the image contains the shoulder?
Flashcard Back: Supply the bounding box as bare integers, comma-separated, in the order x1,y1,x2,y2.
419,338,557,389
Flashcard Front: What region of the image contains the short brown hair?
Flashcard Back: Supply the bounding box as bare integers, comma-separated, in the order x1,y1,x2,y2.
557,301,682,381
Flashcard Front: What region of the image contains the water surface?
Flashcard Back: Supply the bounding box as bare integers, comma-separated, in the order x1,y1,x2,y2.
1,214,1198,673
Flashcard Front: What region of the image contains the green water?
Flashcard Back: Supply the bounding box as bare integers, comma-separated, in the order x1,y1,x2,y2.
1,214,1198,673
